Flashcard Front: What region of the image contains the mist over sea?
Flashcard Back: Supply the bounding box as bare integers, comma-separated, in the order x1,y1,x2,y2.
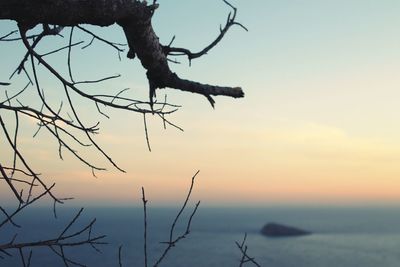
2,206,400,266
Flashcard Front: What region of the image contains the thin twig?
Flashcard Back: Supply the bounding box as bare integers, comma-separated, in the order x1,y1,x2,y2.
154,170,200,266
235,234,261,267
142,187,148,267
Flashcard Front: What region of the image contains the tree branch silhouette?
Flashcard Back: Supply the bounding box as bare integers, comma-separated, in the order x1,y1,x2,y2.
0,0,250,266
236,234,261,267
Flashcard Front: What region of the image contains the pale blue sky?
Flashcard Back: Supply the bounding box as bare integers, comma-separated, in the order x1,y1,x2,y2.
1,1,400,206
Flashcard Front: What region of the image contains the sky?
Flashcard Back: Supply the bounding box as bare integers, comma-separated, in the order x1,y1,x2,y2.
1,0,400,206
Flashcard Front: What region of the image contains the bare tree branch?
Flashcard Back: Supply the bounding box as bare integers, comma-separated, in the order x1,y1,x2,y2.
154,170,201,266
0,1,248,265
1,0,245,106
0,208,106,267
236,234,262,267
164,0,248,64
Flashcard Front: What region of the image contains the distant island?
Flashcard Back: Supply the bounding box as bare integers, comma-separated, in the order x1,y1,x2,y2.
261,223,311,237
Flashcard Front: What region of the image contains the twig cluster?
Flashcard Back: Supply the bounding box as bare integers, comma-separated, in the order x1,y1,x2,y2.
0,20,178,267
0,1,254,266
0,207,106,266
163,0,248,66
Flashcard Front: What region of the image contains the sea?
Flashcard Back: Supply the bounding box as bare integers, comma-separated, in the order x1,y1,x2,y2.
1,206,400,267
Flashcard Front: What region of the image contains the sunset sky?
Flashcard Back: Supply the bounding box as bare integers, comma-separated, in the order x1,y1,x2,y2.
1,0,400,206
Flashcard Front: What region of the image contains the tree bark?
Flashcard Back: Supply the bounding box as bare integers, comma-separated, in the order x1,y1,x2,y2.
0,0,150,26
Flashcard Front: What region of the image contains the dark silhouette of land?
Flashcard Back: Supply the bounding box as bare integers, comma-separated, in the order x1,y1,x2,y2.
261,222,311,237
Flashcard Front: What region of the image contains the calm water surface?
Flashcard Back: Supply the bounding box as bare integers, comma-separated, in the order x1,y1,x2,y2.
1,206,400,266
